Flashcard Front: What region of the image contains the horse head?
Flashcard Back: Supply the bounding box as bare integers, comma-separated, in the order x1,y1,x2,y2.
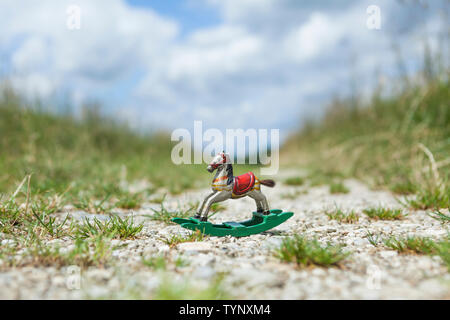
206,151,230,173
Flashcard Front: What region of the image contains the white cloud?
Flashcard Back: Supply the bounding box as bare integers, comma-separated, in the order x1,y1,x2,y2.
11,37,48,72
169,26,263,79
0,0,447,138
1,0,178,98
283,13,343,62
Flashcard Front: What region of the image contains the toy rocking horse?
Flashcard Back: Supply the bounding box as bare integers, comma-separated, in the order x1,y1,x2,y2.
194,151,275,221
172,152,294,237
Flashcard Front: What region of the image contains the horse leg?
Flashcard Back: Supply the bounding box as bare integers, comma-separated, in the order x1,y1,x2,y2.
195,191,217,218
247,190,264,213
201,191,231,221
249,189,270,215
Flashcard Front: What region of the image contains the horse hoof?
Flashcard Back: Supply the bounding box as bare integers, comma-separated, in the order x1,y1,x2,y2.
200,217,208,222
193,214,201,219
263,211,271,215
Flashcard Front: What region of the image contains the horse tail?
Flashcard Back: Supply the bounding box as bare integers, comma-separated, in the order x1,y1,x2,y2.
260,179,275,188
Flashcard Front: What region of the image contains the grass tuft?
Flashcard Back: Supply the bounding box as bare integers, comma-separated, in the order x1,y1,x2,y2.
115,192,143,209
329,182,350,194
73,194,115,214
75,215,143,239
363,207,405,220
325,207,359,223
365,230,382,247
153,274,229,299
163,230,205,248
284,177,305,186
382,235,450,271
274,235,350,268
427,210,450,223
280,190,308,200
403,185,449,210
383,236,438,255
142,255,167,270
5,236,116,269
148,202,195,224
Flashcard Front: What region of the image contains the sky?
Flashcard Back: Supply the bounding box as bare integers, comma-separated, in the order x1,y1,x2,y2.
0,0,448,140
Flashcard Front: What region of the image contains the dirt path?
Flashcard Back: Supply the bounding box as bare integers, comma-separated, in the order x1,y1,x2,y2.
0,172,449,299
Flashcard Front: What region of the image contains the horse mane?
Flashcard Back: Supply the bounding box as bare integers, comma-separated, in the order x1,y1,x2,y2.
226,163,234,185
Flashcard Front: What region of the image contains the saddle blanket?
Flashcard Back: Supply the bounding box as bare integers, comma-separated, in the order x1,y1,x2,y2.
233,172,256,195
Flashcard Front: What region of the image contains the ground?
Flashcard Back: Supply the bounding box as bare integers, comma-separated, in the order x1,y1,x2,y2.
0,170,448,299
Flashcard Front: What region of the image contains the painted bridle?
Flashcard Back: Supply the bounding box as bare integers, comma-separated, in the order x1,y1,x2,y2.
210,152,228,169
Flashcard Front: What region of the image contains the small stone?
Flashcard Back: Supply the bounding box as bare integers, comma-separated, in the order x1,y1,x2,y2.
379,250,397,258
194,254,215,266
311,268,326,277
192,266,216,280
353,237,366,246
1,239,15,246
177,242,212,253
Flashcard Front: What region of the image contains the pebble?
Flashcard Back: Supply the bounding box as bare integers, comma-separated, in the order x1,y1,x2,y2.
177,242,212,253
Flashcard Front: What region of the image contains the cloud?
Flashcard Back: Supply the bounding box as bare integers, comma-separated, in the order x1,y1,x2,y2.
1,0,178,98
0,0,447,139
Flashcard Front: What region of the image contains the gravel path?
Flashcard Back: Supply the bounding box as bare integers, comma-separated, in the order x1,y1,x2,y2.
1,173,449,299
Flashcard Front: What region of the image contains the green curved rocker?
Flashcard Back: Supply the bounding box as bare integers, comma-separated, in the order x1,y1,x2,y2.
171,209,293,237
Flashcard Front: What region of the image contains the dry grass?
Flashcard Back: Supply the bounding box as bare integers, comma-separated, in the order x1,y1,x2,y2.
282,74,449,210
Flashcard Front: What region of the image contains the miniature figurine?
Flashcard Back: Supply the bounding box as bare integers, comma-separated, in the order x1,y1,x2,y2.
194,151,274,221
172,152,293,237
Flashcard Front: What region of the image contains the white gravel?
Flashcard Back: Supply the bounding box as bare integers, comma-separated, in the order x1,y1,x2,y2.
0,175,449,299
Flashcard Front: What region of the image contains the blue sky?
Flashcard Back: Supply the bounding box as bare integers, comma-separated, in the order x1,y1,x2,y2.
126,0,220,34
0,0,447,139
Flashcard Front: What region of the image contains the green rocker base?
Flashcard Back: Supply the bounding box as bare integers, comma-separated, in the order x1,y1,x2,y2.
171,209,293,237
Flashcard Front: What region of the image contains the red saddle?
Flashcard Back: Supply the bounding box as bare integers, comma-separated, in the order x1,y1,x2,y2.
233,172,256,195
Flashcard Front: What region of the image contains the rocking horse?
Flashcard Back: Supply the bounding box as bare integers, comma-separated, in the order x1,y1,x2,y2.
172,152,293,237
194,151,275,221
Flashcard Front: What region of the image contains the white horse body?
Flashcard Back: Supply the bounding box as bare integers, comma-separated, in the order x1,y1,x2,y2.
195,152,275,221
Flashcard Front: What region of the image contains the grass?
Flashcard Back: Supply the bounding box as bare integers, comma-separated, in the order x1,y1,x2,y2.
31,209,72,238
364,232,450,271
163,230,205,248
382,235,450,271
307,168,344,187
84,271,229,299
75,215,143,239
365,230,382,246
282,66,449,210
149,193,167,204
148,202,195,224
284,177,305,186
0,85,210,207
142,255,167,270
73,194,115,214
363,207,405,220
325,207,359,223
174,256,190,268
153,274,229,300
383,236,438,255
402,186,449,210
428,210,450,223
0,198,25,234
280,189,307,200
142,254,189,270
329,182,350,194
114,191,143,209
274,235,350,268
437,240,450,271
210,202,226,214
3,236,116,269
